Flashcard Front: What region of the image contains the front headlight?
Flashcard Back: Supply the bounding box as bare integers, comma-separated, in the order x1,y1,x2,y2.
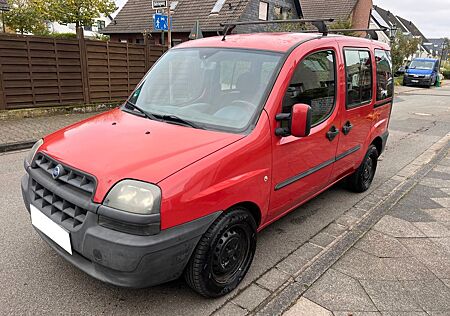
424,74,431,79
25,139,44,166
104,180,161,215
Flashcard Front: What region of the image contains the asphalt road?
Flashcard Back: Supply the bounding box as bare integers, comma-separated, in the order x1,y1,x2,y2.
1,86,449,315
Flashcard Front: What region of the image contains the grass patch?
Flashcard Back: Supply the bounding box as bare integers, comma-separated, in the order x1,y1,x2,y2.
394,75,404,86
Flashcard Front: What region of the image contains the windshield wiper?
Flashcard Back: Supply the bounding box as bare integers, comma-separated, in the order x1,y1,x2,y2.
124,100,158,121
158,114,203,129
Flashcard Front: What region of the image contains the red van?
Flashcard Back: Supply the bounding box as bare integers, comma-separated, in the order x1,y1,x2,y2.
21,31,392,297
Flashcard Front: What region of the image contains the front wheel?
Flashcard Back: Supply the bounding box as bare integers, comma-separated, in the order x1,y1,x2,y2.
347,145,379,193
184,208,257,298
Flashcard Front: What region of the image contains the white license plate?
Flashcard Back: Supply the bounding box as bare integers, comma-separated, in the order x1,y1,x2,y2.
30,204,72,255
411,80,419,83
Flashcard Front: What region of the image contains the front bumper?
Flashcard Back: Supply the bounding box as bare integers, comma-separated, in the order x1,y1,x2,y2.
21,173,221,288
403,76,432,86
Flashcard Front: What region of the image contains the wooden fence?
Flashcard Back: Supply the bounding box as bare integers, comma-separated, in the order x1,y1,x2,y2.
0,34,166,110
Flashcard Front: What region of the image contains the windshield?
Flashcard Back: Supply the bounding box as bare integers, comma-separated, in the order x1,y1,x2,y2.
409,60,435,70
128,48,282,133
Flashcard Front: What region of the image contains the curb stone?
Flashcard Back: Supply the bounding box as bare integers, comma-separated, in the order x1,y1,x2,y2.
0,141,37,154
211,133,450,316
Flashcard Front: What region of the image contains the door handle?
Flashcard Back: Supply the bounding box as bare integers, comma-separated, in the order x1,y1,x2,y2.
326,126,339,141
342,121,353,135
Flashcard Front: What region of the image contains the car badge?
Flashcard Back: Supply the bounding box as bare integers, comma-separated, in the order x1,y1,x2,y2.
52,165,62,179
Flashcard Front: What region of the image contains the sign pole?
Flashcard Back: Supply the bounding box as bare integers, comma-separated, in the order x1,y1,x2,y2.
167,1,172,49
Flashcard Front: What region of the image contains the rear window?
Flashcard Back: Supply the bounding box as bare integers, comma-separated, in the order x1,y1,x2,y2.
344,49,373,108
375,49,393,101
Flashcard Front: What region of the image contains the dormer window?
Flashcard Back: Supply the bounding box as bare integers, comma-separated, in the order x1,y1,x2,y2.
211,0,226,14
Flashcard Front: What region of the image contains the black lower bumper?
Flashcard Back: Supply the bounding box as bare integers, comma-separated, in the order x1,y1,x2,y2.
403,77,432,87
21,174,221,288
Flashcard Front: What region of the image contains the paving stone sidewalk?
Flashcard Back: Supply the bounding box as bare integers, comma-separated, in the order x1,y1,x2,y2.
285,150,450,315
0,112,103,151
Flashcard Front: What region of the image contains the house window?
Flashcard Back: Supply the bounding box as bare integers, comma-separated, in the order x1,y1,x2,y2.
211,0,226,14
84,25,92,31
97,20,105,31
274,6,282,19
259,1,269,20
344,49,373,108
375,49,393,101
282,50,336,126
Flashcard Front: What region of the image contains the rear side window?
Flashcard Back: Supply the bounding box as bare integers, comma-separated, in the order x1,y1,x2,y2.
344,49,372,108
375,49,393,101
282,50,336,126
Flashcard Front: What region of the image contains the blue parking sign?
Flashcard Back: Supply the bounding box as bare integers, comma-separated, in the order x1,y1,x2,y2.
154,13,172,31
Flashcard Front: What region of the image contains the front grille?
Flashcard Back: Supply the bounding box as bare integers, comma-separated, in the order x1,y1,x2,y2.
30,179,87,230
408,74,425,79
29,153,97,231
34,154,96,196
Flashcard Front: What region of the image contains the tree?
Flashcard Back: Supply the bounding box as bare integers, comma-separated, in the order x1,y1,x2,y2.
4,0,48,35
48,0,116,29
390,32,422,72
329,18,358,37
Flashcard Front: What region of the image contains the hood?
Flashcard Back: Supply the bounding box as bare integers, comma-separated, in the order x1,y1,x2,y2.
40,108,244,202
406,68,433,75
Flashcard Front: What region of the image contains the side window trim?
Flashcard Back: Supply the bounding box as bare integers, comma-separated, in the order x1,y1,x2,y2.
343,47,373,109
282,48,338,128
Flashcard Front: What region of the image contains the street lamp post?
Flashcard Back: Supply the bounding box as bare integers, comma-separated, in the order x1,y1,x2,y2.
389,24,398,46
167,1,172,49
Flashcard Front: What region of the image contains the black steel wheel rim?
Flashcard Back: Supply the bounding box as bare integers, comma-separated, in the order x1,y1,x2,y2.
362,156,374,186
211,225,251,284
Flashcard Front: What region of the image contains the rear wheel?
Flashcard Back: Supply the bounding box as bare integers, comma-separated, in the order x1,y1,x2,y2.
347,145,379,193
184,208,257,298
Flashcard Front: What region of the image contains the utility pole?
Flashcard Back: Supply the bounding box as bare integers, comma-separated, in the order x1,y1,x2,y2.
167,0,172,49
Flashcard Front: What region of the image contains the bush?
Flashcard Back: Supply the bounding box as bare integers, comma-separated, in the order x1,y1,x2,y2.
394,75,404,86
443,70,450,79
48,32,78,39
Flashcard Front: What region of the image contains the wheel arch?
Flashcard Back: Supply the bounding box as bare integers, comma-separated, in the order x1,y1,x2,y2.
226,201,262,228
371,136,383,156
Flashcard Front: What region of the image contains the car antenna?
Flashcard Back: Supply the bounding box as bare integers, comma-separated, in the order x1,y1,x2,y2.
220,18,335,41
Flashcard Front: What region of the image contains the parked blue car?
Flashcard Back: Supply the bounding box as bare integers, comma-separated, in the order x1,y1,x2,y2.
403,58,439,87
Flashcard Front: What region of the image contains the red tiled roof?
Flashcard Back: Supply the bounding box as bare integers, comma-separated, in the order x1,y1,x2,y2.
103,0,250,34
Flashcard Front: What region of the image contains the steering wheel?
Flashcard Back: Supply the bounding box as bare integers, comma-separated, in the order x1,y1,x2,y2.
230,100,256,112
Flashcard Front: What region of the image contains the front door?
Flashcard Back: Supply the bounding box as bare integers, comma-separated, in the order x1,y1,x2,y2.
269,46,342,219
332,47,375,181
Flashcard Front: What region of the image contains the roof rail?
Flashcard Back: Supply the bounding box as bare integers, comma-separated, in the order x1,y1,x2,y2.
219,20,390,41
220,18,335,41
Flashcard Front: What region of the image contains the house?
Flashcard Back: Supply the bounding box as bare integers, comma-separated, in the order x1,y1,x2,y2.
102,0,373,45
47,16,114,38
371,5,430,58
45,2,125,38
298,0,373,34
424,38,447,58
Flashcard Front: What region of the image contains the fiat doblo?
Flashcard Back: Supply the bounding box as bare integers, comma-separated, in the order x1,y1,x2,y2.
22,31,392,297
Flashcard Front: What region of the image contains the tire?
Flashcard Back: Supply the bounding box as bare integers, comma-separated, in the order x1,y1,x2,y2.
347,145,379,193
184,208,257,298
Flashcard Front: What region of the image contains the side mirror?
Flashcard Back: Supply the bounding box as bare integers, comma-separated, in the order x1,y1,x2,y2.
405,65,409,70
291,103,312,137
275,103,312,137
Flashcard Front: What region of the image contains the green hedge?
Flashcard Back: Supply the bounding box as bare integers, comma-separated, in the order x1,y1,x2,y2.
443,70,450,79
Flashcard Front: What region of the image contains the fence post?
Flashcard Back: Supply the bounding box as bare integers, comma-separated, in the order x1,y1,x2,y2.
144,33,150,71
0,63,5,110
77,27,91,104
